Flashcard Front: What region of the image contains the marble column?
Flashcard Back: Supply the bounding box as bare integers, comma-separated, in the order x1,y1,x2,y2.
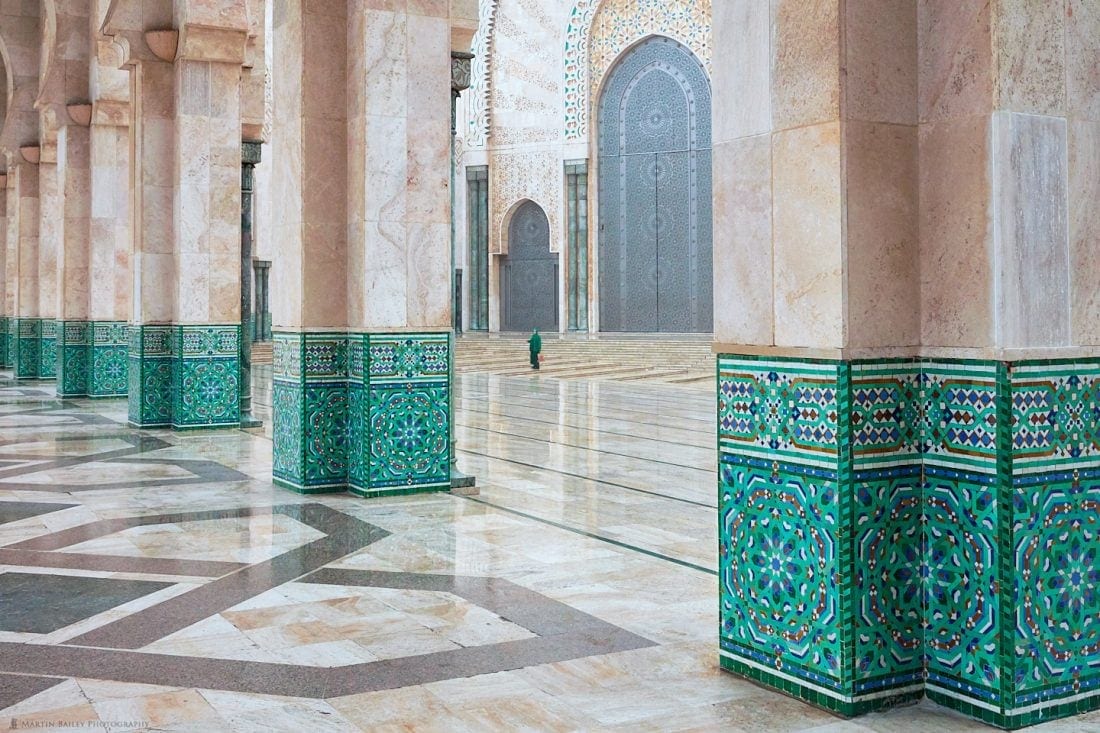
8,160,41,380
86,113,132,399
713,2,1099,729
271,1,455,497
239,141,261,427
0,174,8,369
120,13,248,430
56,121,93,397
36,151,60,381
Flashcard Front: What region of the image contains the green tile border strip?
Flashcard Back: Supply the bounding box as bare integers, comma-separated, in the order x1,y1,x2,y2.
14,318,42,380
717,353,1100,730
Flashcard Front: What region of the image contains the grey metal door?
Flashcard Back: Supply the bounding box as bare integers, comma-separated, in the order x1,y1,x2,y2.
501,201,558,332
597,36,713,333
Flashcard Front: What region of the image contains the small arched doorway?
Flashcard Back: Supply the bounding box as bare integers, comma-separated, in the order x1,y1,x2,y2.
597,36,713,333
500,201,558,332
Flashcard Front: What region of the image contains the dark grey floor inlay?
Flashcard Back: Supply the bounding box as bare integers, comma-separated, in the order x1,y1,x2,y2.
0,672,65,711
0,502,76,525
0,572,173,634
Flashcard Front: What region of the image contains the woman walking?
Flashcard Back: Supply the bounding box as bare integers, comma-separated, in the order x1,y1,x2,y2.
528,329,542,370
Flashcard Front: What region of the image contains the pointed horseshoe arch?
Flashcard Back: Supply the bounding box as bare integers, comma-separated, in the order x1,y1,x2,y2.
596,36,712,333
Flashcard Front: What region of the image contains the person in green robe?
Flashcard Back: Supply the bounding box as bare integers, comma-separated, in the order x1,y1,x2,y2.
528,329,542,370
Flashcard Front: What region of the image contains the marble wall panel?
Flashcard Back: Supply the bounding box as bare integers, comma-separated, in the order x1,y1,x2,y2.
712,0,770,142
919,114,994,348
1069,120,1100,345
772,122,844,348
771,0,841,130
992,112,1070,349
917,0,992,124
712,135,773,346
845,121,920,349
991,0,1065,116
1067,0,1100,122
844,0,917,125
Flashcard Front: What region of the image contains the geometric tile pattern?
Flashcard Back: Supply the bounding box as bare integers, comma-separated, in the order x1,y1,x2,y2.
718,354,1100,729
39,320,57,380
13,318,42,380
0,316,8,368
57,320,91,397
562,0,711,142
273,330,451,498
89,321,129,398
128,324,240,430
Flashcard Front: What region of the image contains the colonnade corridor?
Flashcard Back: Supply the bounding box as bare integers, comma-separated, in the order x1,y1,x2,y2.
0,371,1091,731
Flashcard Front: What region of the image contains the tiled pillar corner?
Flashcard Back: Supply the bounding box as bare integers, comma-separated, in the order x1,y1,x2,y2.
718,355,1100,728
128,325,174,428
353,333,452,498
57,321,92,397
128,325,241,430
0,317,9,369
39,320,57,380
172,326,241,430
14,319,42,380
272,331,452,497
4,318,14,370
272,332,350,493
89,322,129,398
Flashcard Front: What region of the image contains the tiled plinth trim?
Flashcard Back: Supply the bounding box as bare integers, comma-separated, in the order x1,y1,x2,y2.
718,355,1100,729
39,320,57,380
0,317,9,369
128,324,241,429
57,321,129,398
5,319,14,370
13,319,42,380
273,331,451,498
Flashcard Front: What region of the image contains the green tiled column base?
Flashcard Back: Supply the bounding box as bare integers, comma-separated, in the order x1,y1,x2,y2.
717,355,1100,730
127,324,240,430
13,318,42,380
39,320,57,380
0,317,9,369
57,321,130,398
272,331,451,497
89,322,129,398
6,318,14,370
58,321,91,397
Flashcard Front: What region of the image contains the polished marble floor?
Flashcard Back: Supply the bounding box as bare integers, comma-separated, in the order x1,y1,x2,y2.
0,374,1097,732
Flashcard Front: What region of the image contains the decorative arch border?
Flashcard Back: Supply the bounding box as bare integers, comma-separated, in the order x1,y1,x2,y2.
563,0,711,143
463,0,499,149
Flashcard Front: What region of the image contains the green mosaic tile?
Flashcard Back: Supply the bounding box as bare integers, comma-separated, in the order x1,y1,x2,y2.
38,320,57,380
272,330,452,497
717,354,1100,728
718,357,841,470
0,317,9,369
57,321,91,397
14,319,42,380
720,458,844,684
90,322,129,397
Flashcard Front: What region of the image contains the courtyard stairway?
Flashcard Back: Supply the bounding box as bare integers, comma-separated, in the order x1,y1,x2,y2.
455,333,715,388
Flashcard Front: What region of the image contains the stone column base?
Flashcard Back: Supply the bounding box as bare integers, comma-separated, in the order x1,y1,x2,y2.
273,331,451,498
58,321,130,398
13,319,43,380
718,354,1100,729
128,325,241,429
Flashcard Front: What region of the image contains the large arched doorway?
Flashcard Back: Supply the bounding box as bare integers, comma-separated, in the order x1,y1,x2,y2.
500,201,558,332
597,36,712,333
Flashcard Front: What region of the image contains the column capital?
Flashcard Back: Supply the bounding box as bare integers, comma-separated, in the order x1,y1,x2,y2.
451,51,475,96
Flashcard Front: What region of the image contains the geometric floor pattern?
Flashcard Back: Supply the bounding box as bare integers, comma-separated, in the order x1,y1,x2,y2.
0,375,1096,731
